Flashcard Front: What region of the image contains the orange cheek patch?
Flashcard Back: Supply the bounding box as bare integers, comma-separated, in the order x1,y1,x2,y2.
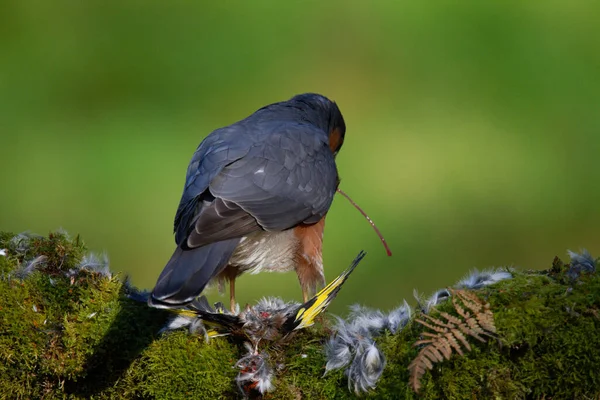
328,127,344,153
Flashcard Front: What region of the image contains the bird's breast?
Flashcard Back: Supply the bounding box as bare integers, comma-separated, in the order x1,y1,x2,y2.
229,230,299,274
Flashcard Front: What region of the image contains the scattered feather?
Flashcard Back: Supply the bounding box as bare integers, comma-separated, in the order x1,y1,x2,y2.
14,255,47,279
235,345,274,396
127,289,150,303
566,249,596,280
325,327,354,372
386,300,411,334
241,297,301,341
10,232,34,254
324,300,410,391
160,315,194,333
78,252,111,277
347,304,387,335
425,289,451,313
347,339,386,394
456,268,513,290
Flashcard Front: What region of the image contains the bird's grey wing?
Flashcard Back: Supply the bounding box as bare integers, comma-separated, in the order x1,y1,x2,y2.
173,125,255,246
185,122,338,248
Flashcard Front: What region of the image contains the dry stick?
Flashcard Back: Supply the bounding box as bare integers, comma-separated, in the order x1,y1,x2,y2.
336,188,392,256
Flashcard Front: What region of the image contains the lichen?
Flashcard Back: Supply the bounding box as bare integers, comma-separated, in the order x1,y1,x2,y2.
1,231,599,399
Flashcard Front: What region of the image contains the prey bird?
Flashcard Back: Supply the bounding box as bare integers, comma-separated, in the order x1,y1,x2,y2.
149,93,346,312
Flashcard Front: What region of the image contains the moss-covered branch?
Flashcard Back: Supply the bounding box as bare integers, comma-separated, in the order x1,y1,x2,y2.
1,231,599,399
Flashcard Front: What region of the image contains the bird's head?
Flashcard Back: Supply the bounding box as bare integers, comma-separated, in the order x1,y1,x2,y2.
289,93,346,157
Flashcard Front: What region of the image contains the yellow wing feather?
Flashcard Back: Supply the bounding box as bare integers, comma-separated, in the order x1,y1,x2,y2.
291,251,366,330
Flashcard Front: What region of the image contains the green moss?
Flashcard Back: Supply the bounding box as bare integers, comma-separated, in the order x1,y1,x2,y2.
1,231,599,399
116,331,239,400
370,271,600,399
271,329,351,399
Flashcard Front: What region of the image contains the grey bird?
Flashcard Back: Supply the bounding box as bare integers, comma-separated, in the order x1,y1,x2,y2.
149,93,346,312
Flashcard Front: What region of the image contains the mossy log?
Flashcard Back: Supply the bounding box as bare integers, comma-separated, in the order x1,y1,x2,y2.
1,231,599,399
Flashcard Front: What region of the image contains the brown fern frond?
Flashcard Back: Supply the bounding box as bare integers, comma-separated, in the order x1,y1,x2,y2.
454,289,497,334
438,311,461,327
434,337,453,360
444,331,464,356
452,295,469,319
415,316,449,333
476,304,497,333
417,334,453,359
450,328,472,352
423,345,444,363
463,317,487,341
409,289,498,393
455,290,484,314
414,339,435,346
438,311,485,342
408,354,428,393
422,313,456,329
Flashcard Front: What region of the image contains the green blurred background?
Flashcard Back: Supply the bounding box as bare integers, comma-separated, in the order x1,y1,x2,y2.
1,1,599,314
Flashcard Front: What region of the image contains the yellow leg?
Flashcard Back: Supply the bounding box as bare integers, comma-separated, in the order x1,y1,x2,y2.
230,279,237,314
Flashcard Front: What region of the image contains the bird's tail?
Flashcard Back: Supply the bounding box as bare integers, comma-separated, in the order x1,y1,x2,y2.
149,239,240,309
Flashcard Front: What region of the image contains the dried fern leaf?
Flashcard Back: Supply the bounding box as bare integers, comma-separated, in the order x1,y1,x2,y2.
422,331,444,338
452,295,469,319
464,316,487,338
422,313,455,329
444,331,464,356
408,356,427,393
476,307,497,333
442,312,486,342
414,339,435,346
415,317,448,333
434,337,453,359
439,311,461,327
455,290,485,314
425,345,444,363
451,328,472,351
409,289,498,393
